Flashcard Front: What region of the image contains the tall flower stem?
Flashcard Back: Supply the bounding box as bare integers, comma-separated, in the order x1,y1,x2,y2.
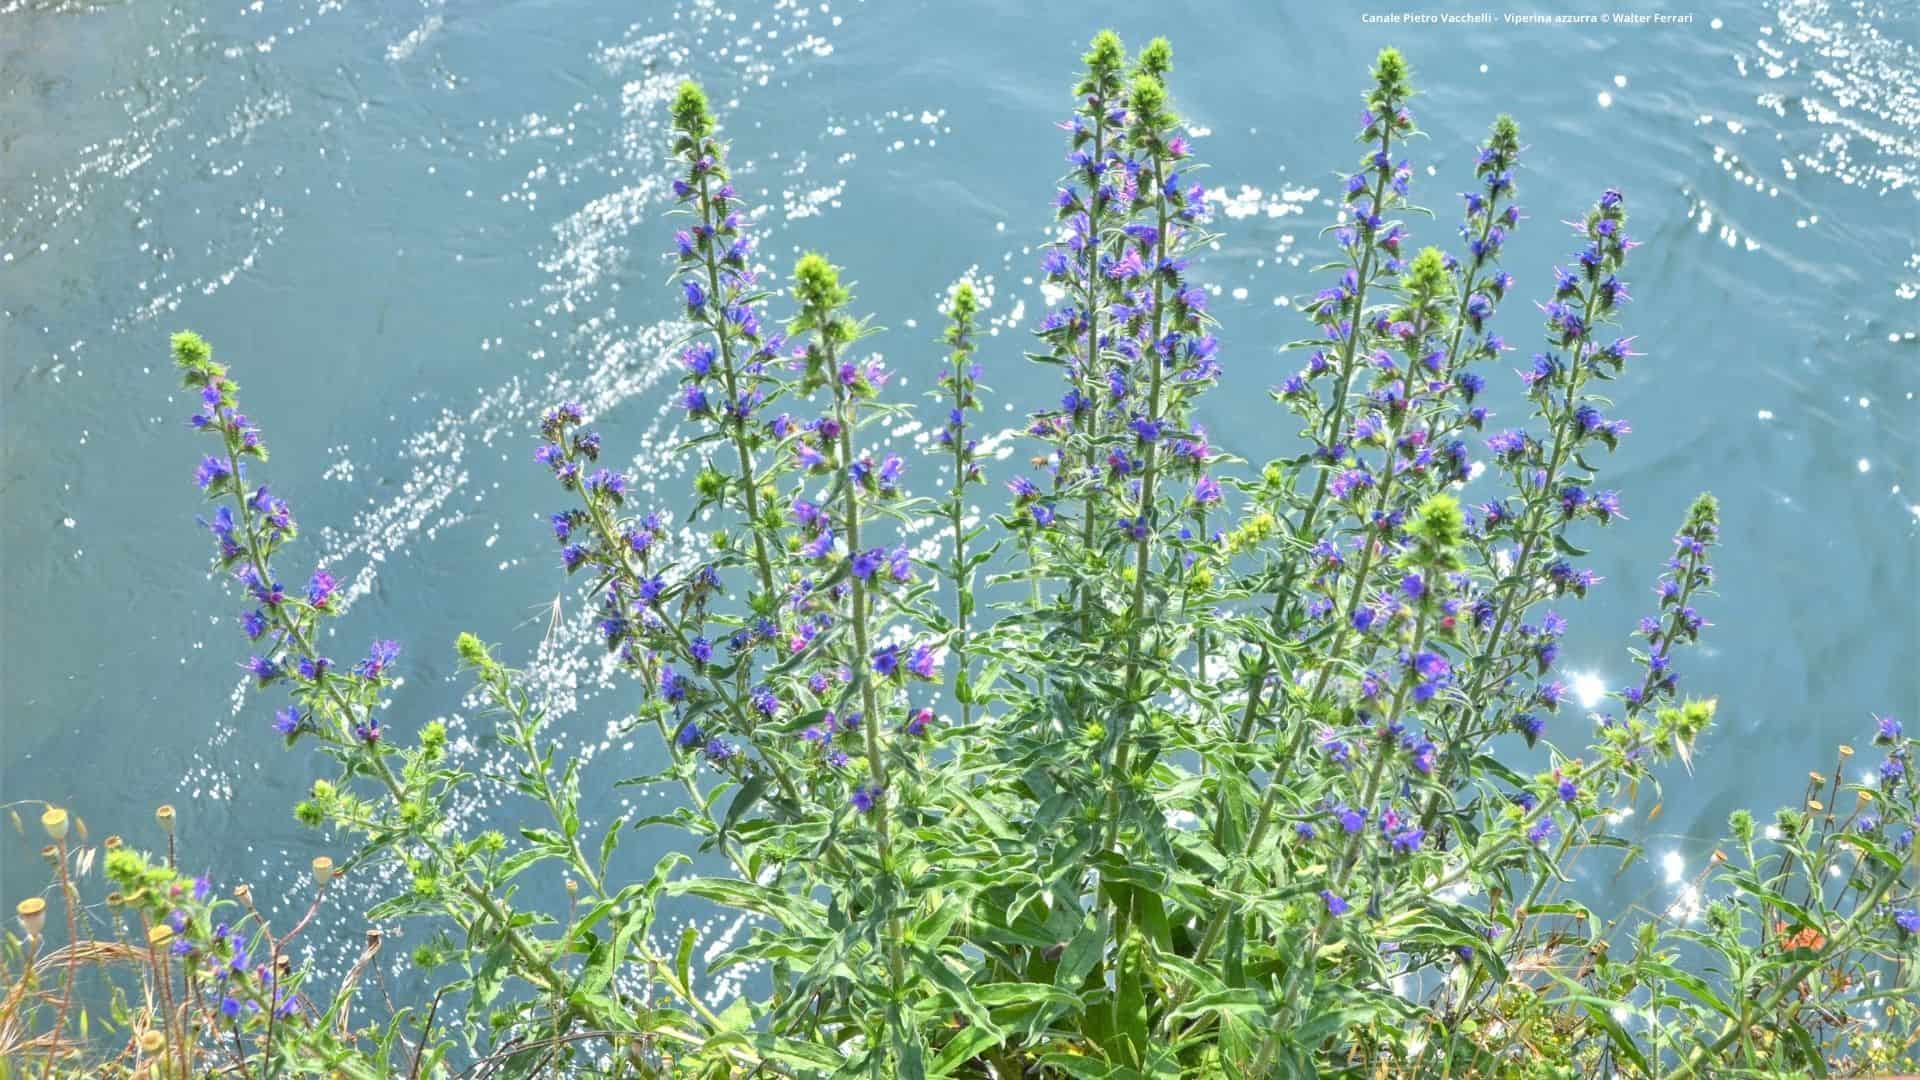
948,439,971,729
670,83,778,599
1190,505,1211,688
1421,247,1609,827
695,168,776,597
213,448,737,1058
566,461,810,816
1506,520,1711,951
1189,259,1448,971
1073,101,1110,645
1103,150,1170,845
792,250,909,1030
1210,100,1402,851
1338,609,1429,893
943,286,980,728
832,342,910,1020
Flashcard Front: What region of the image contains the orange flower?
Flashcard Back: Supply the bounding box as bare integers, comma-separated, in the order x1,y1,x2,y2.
1774,920,1828,952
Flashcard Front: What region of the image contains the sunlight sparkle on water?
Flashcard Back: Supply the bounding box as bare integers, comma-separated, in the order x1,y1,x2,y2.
1570,670,1608,709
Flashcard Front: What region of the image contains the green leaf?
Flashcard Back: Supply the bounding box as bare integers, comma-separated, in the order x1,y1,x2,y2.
597,814,624,880
671,876,825,930
676,923,698,997
1642,961,1737,1021
1055,910,1106,991
1724,870,1819,932
929,1023,1007,1077
518,826,565,848
892,1014,929,1080
1552,535,1590,558
1035,1053,1126,1079
915,946,1005,1049
950,785,1015,840
1130,886,1172,952
1784,1022,1827,1076
493,845,558,883
1549,975,1651,1075
971,982,1082,1010
1168,988,1266,1023
721,773,770,840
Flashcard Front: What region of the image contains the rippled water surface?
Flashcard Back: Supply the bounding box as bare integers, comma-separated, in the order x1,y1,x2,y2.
2,0,1915,986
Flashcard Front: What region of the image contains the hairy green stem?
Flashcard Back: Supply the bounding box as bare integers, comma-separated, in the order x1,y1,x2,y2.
1182,280,1445,984
218,448,760,1068
830,341,910,1025
948,310,976,729
1421,277,1604,829
1074,105,1110,646
1103,152,1172,847
1208,117,1397,852
696,170,776,597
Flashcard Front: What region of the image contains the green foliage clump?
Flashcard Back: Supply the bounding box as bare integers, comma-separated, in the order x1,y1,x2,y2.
6,31,1915,1080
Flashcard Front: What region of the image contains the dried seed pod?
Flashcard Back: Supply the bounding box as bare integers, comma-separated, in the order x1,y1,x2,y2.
16,897,46,937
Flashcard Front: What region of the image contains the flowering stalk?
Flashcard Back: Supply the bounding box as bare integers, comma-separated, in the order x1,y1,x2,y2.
1622,493,1718,722
934,280,985,726
1091,40,1220,849
1190,243,1458,972
791,250,910,1020
1104,56,1178,832
1497,495,1722,936
1337,494,1462,892
177,336,755,1064
1224,106,1520,875
1240,499,1470,1061
668,82,785,598
1210,50,1422,860
1422,188,1638,819
1295,242,1449,758
1062,32,1127,634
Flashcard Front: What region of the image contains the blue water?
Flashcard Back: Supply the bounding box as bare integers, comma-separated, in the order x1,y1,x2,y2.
3,0,1914,987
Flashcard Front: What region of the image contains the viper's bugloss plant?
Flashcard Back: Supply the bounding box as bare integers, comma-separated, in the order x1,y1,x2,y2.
8,34,1915,1080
